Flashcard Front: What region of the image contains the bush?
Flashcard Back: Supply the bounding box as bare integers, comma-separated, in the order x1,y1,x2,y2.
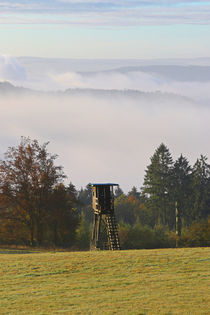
118,223,131,249
179,218,210,247
119,222,172,249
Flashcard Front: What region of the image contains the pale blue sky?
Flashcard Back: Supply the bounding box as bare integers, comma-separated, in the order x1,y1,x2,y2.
0,0,210,58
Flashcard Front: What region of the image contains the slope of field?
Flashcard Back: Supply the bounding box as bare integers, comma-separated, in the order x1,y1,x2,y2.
0,248,209,314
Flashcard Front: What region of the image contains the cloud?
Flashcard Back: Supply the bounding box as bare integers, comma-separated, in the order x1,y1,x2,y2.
1,55,210,103
49,69,210,102
0,55,27,81
0,0,210,26
50,71,161,90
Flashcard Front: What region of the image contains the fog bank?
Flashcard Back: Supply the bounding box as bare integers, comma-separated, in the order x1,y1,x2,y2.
0,91,209,191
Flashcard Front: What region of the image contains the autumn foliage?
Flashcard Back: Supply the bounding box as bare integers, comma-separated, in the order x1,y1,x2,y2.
0,139,210,249
0,137,79,247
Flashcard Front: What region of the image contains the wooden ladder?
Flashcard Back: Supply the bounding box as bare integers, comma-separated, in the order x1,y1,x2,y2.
106,214,120,250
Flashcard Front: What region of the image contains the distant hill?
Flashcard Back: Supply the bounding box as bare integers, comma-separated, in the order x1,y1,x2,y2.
18,56,210,74
84,65,210,82
0,81,29,94
64,88,194,105
0,81,195,105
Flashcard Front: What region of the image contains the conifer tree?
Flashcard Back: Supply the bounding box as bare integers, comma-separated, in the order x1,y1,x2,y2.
141,143,173,227
171,154,192,227
128,186,141,200
192,155,210,221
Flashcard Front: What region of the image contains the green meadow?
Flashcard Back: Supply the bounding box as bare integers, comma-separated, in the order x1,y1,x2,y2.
0,248,209,314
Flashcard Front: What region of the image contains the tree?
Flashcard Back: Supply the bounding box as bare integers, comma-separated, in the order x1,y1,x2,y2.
191,155,210,221
171,154,193,227
115,193,136,225
141,143,173,227
0,137,65,246
180,217,210,247
76,214,91,250
128,186,141,200
114,186,124,198
77,184,93,223
78,184,92,207
48,183,79,247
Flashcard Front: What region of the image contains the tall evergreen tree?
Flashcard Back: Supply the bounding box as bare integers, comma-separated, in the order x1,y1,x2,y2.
171,154,192,227
78,184,92,207
141,143,173,227
192,155,210,221
128,186,141,200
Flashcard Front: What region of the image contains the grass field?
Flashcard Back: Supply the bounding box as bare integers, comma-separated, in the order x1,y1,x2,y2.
0,248,209,314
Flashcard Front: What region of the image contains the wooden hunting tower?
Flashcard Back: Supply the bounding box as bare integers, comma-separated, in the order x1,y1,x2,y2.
90,183,120,250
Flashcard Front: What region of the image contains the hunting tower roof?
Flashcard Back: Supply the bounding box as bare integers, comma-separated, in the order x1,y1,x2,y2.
90,183,118,187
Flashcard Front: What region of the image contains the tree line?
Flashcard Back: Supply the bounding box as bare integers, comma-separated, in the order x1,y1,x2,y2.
0,138,209,249
114,143,210,248
75,143,210,249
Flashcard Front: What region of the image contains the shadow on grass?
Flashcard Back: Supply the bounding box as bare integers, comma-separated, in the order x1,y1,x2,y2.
0,248,41,254
0,250,40,255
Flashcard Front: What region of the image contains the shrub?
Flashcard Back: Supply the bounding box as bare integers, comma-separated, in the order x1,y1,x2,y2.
119,222,172,249
179,218,210,247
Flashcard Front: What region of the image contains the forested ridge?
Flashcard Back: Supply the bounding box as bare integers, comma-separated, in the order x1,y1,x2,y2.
0,138,209,249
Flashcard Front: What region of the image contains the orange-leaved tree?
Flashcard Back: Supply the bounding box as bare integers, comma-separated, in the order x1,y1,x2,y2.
0,137,65,246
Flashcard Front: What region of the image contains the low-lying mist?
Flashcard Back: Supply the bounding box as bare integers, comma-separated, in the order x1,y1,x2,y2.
1,55,210,103
0,90,209,191
1,55,210,191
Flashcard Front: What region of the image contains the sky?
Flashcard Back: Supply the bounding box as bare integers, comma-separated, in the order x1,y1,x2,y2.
0,1,210,192
0,0,210,58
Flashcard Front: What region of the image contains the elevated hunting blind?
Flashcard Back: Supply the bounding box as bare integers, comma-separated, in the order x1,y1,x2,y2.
90,183,120,250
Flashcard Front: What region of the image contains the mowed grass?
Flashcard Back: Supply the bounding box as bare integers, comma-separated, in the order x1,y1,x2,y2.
0,248,209,314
